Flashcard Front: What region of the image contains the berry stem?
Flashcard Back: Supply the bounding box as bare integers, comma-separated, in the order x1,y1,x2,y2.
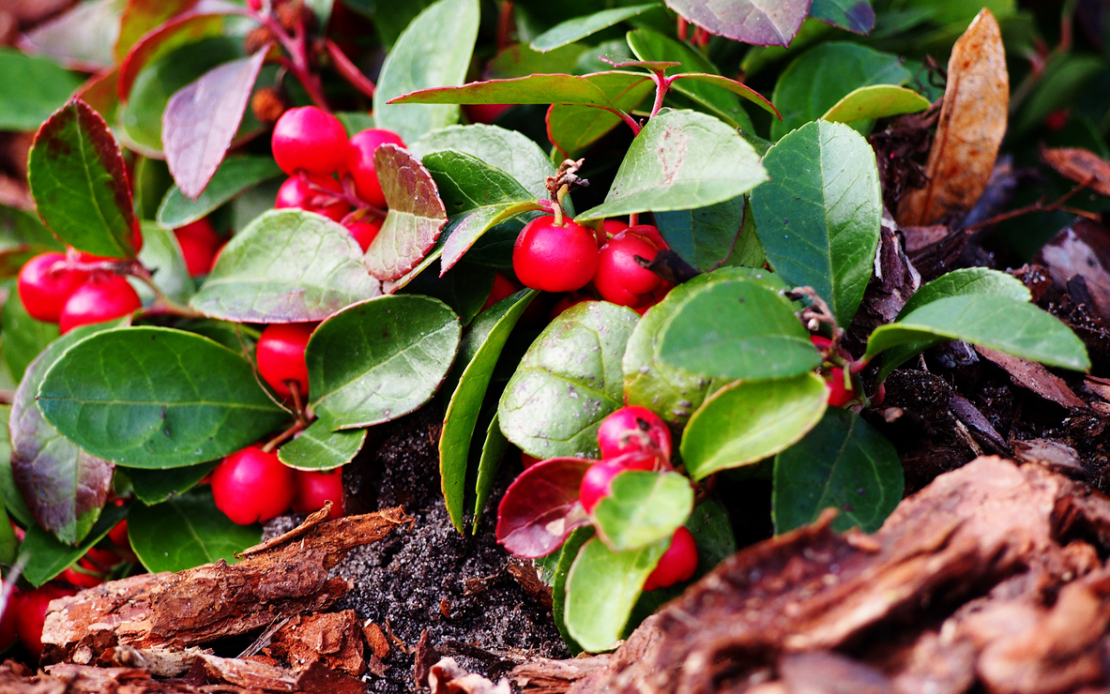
262,418,309,454
602,107,641,136
629,212,639,226
552,185,569,226
677,16,688,42
301,171,388,218
234,4,331,112
324,39,376,99
287,380,310,426
129,267,205,319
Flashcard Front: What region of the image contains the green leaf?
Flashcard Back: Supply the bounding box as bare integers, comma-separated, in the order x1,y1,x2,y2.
0,505,15,567
157,156,283,229
472,412,510,531
545,74,655,159
133,156,173,221
552,525,592,654
897,267,1031,320
401,261,496,327
28,99,140,258
486,43,587,79
531,4,661,52
19,501,128,586
0,48,84,132
810,0,875,34
685,499,735,574
136,221,194,306
129,486,261,573
654,196,745,272
308,296,462,429
773,407,902,535
657,278,820,381
680,373,829,481
190,209,382,323
126,462,217,505
865,295,1091,373
37,327,289,469
392,71,654,109
565,536,667,652
821,85,930,124
278,420,367,471
441,290,537,531
373,0,480,143
1,292,59,383
593,471,693,552
771,42,911,140
115,0,198,61
0,404,35,528
409,124,556,201
575,110,767,222
336,111,375,136
499,302,640,459
750,120,882,326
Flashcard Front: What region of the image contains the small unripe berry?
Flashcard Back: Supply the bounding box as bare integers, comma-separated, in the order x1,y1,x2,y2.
512,216,598,293
593,227,665,308
58,275,142,334
275,174,350,223
578,451,659,513
344,219,381,252
212,446,297,525
15,584,78,660
293,469,344,518
256,323,314,398
341,128,406,209
271,106,348,176
597,406,672,461
17,252,89,323
642,526,698,591
174,218,222,278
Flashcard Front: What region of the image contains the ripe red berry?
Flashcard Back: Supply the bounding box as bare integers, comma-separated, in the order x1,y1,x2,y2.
271,106,348,176
578,451,659,513
174,219,222,277
520,451,541,469
0,582,19,653
826,366,854,407
257,323,314,399
212,446,297,525
597,406,672,461
58,275,142,334
344,219,381,252
643,526,698,591
593,227,665,308
275,174,350,223
61,560,104,589
341,128,405,209
512,216,598,293
810,334,832,351
15,583,78,660
602,219,629,236
293,469,344,518
483,272,521,311
463,103,511,124
108,520,129,552
17,253,90,323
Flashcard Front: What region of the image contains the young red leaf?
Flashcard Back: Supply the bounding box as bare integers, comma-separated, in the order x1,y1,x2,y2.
163,48,269,200
666,0,810,47
115,0,201,62
118,12,229,101
496,457,593,558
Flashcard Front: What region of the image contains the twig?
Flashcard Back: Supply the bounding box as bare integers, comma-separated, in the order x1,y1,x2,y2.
962,177,1095,232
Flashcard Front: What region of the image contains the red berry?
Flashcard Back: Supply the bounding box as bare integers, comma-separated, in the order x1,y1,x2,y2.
520,451,541,469
212,446,297,525
174,219,222,277
602,219,629,236
826,366,854,407
247,0,262,9
0,582,19,653
643,526,698,591
549,293,591,321
463,103,511,124
108,520,129,551
257,323,314,399
593,228,665,308
483,273,521,311
344,219,381,252
15,584,78,660
512,216,598,293
275,174,350,223
61,560,104,589
271,106,348,176
341,128,405,209
293,469,345,518
597,406,672,461
58,275,142,334
17,253,89,323
1044,108,1070,132
578,451,659,513
810,334,832,351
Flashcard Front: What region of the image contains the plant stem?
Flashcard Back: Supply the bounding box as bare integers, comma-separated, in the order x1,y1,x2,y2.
647,72,674,120
603,107,641,136
131,268,205,320
301,171,388,217
262,418,309,453
497,2,515,51
962,177,1095,231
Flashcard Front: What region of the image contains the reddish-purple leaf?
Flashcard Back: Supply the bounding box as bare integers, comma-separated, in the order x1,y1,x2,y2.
496,457,594,558
17,0,124,71
163,48,269,200
810,0,875,35
115,0,201,62
665,0,811,47
363,144,449,281
75,68,121,124
118,12,230,101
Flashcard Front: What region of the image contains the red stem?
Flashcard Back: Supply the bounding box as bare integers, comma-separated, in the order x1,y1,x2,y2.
677,16,688,42
648,72,674,120
497,2,515,51
602,107,641,136
325,38,375,99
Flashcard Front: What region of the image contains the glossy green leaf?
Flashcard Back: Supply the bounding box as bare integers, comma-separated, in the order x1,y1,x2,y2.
157,156,283,228
576,110,767,222
409,124,556,200
308,296,462,429
750,120,882,326
472,412,510,531
373,0,480,143
18,502,127,587
821,85,929,124
499,302,640,459
593,471,693,552
28,99,140,258
0,505,15,567
771,42,911,139
552,525,593,654
133,156,173,221
686,499,735,574
126,461,217,505
545,73,655,159
115,0,198,62
0,48,84,132
487,43,588,79
278,420,367,471
401,261,496,327
680,373,828,481
1,292,59,383
136,221,194,306
0,404,35,528
897,268,1031,320
129,486,261,573
337,111,375,136
865,295,1091,372
191,209,382,323
810,0,876,34
393,71,654,109
565,536,667,652
441,290,537,531
657,278,820,381
38,327,288,468
773,407,902,535
532,4,661,52
654,196,744,272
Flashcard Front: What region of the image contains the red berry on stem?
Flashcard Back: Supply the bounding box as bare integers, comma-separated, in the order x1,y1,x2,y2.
58,275,142,334
212,446,297,525
15,584,78,660
61,560,104,589
593,228,665,308
344,219,381,252
108,520,129,551
271,106,348,176
293,469,345,518
643,526,698,591
18,253,90,323
602,219,629,237
513,216,598,293
578,451,659,513
826,366,854,407
257,323,314,399
341,128,405,209
275,174,350,223
174,218,223,277
597,406,672,461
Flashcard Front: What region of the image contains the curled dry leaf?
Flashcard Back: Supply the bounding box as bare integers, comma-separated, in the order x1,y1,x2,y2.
1040,145,1110,197
896,9,1009,227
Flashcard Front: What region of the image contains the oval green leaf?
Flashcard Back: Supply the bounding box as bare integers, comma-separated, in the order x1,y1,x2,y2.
410,124,555,201
278,419,367,471
810,0,875,33
1,291,59,383
472,412,510,531
546,73,655,159
136,221,194,306
125,461,217,505
0,404,35,528
897,267,1031,320
821,85,929,124
0,47,84,132
593,471,693,552
18,501,127,587
157,156,283,228
531,4,661,52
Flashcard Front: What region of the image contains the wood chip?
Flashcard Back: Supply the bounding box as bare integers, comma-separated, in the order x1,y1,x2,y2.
264,611,365,676
976,346,1088,408
1040,145,1110,196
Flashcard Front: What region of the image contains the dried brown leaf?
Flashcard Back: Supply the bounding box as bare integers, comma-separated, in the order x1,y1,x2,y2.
1040,146,1110,197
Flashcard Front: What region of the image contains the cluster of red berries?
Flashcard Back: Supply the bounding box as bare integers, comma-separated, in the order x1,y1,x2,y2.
173,217,225,278
17,249,143,334
271,105,405,252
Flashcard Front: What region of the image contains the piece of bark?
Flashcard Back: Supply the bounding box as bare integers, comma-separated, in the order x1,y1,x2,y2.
778,651,894,694
42,507,409,664
1012,438,1085,474
1034,219,1110,326
429,657,511,694
510,656,611,694
1040,146,1110,197
976,346,1089,409
264,610,365,676
844,221,921,353
364,621,391,661
507,557,554,610
413,629,440,689
0,659,237,694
